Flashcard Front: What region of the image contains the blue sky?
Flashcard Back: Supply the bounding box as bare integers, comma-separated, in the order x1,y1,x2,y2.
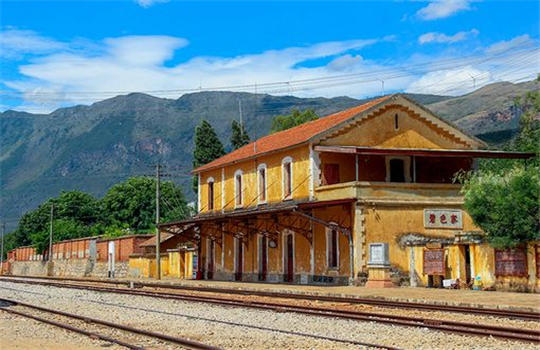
1,0,539,113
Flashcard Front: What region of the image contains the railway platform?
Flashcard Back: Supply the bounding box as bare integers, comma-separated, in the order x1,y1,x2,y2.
122,277,540,312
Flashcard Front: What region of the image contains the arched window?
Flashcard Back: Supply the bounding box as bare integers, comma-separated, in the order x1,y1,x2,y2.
282,156,293,200
257,164,267,204
326,224,339,269
234,170,243,208
207,177,215,210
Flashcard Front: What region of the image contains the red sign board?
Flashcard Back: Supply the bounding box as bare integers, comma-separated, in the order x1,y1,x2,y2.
423,249,445,275
495,248,528,277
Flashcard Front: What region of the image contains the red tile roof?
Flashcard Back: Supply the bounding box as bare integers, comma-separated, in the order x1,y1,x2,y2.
193,95,392,173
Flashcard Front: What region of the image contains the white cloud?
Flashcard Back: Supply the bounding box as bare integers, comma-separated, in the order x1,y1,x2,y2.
419,29,479,44
0,29,67,59
406,35,540,95
134,0,169,8
486,34,532,54
2,31,538,113
417,0,473,20
327,54,363,71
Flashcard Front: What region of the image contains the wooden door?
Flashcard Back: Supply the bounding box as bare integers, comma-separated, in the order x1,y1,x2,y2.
285,234,294,282
235,238,243,281
259,236,268,281
208,240,215,280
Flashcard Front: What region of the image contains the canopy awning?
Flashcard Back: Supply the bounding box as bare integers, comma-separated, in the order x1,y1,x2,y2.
313,145,536,159
159,198,356,237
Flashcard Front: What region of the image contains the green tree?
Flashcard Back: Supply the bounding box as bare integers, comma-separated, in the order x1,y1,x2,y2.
231,119,250,150
461,166,539,249
102,176,188,231
13,190,101,254
460,86,540,249
192,120,225,193
270,108,318,133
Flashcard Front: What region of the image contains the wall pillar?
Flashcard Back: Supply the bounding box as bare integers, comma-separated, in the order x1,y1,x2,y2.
353,204,367,281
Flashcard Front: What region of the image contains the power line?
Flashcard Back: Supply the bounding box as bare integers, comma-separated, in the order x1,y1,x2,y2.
0,40,535,100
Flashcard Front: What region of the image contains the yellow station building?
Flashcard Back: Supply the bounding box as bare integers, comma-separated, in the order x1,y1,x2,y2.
156,94,538,290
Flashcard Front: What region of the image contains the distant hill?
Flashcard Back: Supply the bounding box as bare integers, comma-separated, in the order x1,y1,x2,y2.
1,79,538,227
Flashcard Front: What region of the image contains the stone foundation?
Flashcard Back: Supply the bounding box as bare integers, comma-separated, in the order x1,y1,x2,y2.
10,260,129,278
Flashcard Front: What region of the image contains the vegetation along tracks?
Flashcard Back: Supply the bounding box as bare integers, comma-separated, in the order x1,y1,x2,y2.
1,276,539,344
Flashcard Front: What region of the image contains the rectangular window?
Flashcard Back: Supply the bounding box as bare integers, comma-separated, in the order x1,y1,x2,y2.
235,174,243,206
328,229,338,269
283,162,292,198
208,181,214,210
259,168,266,203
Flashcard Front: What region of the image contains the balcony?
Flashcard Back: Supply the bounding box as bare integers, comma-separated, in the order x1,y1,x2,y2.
314,181,464,206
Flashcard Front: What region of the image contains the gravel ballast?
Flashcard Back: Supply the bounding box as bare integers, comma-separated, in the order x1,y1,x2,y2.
1,280,538,350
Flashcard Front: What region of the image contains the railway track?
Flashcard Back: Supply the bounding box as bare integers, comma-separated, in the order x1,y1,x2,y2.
1,276,539,344
0,297,221,350
2,274,539,321
0,288,399,350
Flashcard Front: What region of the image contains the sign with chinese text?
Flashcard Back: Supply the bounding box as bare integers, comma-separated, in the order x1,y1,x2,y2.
495,248,527,277
424,209,462,229
423,249,445,275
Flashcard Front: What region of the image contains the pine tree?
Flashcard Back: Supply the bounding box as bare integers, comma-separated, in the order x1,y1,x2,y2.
231,120,251,150
192,120,225,193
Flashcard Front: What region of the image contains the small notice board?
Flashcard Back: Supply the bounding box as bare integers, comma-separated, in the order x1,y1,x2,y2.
495,248,527,277
423,249,445,275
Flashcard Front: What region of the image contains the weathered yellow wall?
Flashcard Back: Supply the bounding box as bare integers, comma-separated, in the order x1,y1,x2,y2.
129,252,193,279
320,106,472,150
199,146,311,214
363,205,478,273
312,205,352,277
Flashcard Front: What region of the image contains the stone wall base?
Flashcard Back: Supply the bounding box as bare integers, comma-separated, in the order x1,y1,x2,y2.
10,260,129,279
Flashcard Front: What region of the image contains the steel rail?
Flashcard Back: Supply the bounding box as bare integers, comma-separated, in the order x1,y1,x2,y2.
2,274,539,321
0,304,145,350
0,297,222,350
2,277,539,344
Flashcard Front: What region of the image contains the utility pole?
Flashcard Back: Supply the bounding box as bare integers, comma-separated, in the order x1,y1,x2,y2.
49,203,54,261
155,164,161,280
1,222,5,273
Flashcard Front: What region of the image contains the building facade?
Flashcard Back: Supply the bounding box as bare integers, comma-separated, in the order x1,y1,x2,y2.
159,94,537,290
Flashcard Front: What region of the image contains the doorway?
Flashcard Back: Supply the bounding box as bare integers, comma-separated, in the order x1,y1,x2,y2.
284,233,294,283
259,235,268,281
464,245,472,283
235,237,243,281
207,239,215,280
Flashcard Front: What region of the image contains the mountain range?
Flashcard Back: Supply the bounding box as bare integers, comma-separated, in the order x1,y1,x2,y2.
1,79,538,228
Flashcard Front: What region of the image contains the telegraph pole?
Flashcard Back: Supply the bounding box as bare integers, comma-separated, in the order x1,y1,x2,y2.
1,222,5,273
49,203,54,261
155,164,161,280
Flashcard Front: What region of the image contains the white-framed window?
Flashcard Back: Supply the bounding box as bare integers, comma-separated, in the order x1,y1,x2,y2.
385,156,411,183
207,177,215,211
326,224,339,269
281,156,293,200
234,170,244,208
257,163,267,204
